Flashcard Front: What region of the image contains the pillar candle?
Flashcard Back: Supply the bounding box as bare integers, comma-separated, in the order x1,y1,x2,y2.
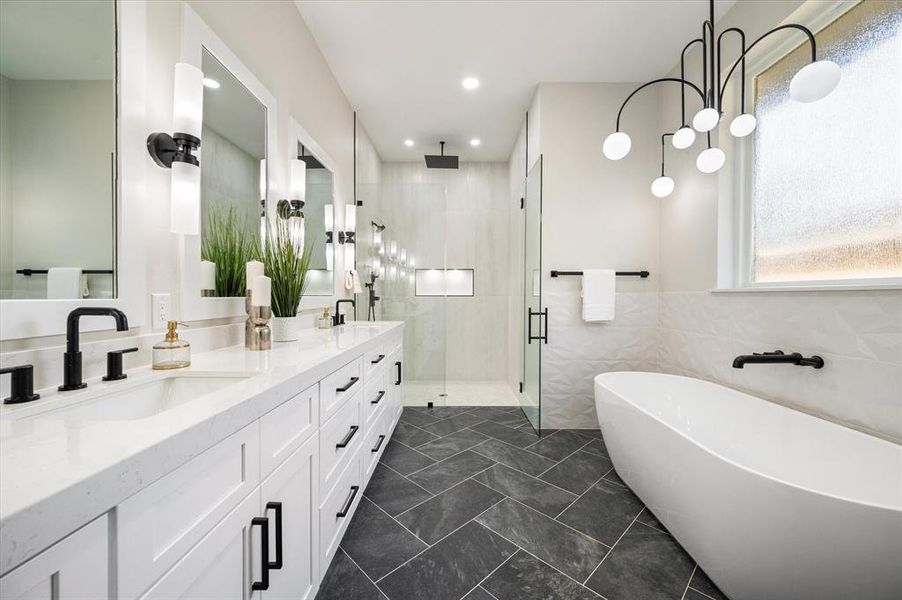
246,260,264,291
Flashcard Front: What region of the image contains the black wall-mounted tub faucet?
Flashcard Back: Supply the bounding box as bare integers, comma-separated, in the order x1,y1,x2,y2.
59,307,129,391
732,350,824,369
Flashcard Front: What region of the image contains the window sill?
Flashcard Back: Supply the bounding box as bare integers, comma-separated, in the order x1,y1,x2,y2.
711,283,902,293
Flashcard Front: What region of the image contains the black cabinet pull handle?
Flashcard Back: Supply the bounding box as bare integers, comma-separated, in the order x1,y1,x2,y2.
337,486,360,518
336,376,359,393
395,361,402,385
371,354,385,364
336,425,359,448
251,516,270,591
371,390,385,405
372,434,386,453
265,502,283,570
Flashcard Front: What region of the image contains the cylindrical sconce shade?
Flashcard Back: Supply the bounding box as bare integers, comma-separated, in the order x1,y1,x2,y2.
258,159,266,202
326,242,334,272
345,204,356,232
290,159,306,202
324,204,334,233
173,63,203,138
399,249,407,265
389,240,398,259
171,160,201,234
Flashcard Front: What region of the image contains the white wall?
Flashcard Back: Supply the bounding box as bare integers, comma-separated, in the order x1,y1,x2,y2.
531,83,663,429
656,0,902,442
0,78,114,299
1,0,361,394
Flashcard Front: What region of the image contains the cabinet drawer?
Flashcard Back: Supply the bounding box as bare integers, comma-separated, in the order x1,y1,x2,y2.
137,487,262,600
318,448,362,572
260,383,318,476
319,394,362,498
118,422,260,600
319,357,364,424
0,516,108,600
363,345,386,381
363,408,390,483
363,370,388,428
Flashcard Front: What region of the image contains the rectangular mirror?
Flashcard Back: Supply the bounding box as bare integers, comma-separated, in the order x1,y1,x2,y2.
0,0,116,300
199,47,266,298
293,142,335,296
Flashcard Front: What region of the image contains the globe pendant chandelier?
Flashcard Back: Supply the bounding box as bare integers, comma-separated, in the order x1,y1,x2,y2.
602,0,841,197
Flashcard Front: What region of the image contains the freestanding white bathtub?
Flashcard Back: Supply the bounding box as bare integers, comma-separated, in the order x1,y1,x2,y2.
594,372,902,600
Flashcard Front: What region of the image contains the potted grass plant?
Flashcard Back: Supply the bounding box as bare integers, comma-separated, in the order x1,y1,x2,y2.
201,205,260,297
264,220,313,342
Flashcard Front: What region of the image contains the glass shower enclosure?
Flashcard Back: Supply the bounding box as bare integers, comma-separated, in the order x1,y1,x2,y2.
521,156,543,432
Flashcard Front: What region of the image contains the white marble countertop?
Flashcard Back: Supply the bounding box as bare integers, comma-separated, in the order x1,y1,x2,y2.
0,321,403,574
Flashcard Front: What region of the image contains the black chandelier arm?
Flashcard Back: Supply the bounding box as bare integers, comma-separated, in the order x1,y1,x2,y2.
717,27,746,113
703,20,715,107
680,38,705,126
718,23,818,110
660,133,675,176
616,78,705,131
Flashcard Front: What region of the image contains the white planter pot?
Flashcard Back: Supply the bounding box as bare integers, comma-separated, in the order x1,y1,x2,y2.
271,316,301,342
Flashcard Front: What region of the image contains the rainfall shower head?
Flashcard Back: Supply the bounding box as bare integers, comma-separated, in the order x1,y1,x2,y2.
425,141,459,169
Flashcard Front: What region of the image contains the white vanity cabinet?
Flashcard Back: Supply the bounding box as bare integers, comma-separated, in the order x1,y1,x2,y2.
0,516,109,600
259,433,319,600
0,330,404,600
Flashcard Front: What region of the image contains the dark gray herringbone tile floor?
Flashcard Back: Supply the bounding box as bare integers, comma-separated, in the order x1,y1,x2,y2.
315,406,727,600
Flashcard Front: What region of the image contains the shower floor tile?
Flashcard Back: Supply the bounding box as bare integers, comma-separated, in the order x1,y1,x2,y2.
316,406,728,600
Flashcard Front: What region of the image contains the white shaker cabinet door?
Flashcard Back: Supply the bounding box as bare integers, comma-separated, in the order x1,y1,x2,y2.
0,516,108,600
260,433,319,600
138,487,264,600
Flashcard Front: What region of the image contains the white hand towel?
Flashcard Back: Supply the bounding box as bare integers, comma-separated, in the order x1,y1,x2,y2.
581,269,616,322
81,274,90,298
47,267,83,299
345,269,363,294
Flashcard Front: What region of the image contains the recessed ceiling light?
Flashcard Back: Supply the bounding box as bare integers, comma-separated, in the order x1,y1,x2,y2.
202,78,220,89
404,139,414,147
461,77,479,90
469,138,481,147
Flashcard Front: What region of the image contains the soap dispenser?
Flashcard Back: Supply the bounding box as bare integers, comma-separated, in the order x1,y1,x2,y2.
317,306,333,329
153,321,191,370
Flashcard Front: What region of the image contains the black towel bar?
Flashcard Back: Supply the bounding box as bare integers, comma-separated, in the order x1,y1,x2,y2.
550,270,649,278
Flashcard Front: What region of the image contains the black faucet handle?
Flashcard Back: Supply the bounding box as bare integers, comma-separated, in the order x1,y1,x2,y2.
103,347,139,382
0,364,41,404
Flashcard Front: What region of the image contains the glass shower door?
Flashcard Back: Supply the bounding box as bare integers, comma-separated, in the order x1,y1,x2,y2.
521,156,543,432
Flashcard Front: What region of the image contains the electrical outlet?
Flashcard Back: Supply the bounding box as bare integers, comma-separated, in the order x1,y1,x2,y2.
151,293,171,330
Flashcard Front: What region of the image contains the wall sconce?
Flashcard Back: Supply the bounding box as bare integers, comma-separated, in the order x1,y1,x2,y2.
147,62,203,235
389,240,398,260
325,204,334,271
277,158,307,250
338,204,356,266
399,248,407,266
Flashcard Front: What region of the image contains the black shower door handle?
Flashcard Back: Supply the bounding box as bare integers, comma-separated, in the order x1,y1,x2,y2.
528,308,547,344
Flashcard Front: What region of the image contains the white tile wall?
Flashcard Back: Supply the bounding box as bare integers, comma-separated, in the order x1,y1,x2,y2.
658,291,902,442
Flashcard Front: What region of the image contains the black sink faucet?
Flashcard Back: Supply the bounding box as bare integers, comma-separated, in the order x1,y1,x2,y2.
333,299,356,326
732,350,824,369
59,307,129,391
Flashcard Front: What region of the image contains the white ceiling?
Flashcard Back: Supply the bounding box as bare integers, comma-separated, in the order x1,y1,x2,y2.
0,0,114,80
295,0,735,162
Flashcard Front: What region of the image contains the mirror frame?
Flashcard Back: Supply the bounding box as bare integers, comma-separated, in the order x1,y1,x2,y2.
289,117,340,307
0,0,147,340
178,4,278,321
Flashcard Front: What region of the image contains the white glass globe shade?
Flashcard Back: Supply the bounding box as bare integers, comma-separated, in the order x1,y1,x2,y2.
692,107,721,132
789,60,841,103
729,113,757,137
672,127,696,149
651,176,675,198
603,131,632,160
696,147,726,174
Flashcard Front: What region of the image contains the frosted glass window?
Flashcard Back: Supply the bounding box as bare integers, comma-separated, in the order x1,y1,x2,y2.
751,0,901,283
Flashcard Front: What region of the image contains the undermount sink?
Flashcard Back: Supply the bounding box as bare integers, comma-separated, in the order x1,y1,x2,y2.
10,373,252,422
